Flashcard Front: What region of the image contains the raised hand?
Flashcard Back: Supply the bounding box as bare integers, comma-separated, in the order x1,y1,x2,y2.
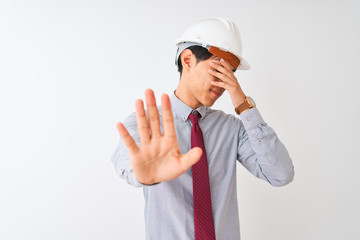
116,89,202,185
208,58,246,108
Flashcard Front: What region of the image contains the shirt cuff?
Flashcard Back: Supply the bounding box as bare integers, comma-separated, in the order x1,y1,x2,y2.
239,107,266,130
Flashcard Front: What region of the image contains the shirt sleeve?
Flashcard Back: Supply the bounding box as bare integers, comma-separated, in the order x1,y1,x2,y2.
111,112,150,188
236,107,295,187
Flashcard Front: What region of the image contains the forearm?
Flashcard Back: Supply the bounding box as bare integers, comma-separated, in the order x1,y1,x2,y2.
111,112,150,188
238,107,295,186
111,142,147,188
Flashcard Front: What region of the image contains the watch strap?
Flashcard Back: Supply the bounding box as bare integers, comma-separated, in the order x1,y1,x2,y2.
234,96,254,115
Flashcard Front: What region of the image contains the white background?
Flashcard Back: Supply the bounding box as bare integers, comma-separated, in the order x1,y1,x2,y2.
1,0,359,239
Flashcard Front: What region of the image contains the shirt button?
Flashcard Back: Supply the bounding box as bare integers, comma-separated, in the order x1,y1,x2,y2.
258,138,262,143
246,117,251,122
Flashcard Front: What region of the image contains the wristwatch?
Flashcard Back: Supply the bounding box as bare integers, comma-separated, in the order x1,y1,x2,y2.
234,96,256,115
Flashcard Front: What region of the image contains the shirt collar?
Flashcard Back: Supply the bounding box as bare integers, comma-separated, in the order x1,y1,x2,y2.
170,90,208,122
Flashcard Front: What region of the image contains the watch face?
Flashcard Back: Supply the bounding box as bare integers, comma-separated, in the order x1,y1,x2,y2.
248,96,256,107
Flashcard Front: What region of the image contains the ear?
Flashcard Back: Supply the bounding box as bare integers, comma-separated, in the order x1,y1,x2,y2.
181,49,196,72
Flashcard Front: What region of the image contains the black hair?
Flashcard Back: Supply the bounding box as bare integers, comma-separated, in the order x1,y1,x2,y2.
177,45,213,77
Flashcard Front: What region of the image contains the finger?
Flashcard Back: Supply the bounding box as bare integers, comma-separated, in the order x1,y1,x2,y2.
179,147,202,173
220,58,236,73
161,93,176,137
208,68,230,82
145,89,161,138
116,122,139,154
210,60,233,79
211,80,228,89
135,99,151,145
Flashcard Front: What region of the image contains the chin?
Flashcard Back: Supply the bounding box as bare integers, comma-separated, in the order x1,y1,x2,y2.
203,99,217,107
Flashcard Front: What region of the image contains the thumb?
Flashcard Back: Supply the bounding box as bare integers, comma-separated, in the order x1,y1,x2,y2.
179,147,203,172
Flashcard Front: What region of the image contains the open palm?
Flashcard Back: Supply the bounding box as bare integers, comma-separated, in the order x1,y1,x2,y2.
117,89,202,185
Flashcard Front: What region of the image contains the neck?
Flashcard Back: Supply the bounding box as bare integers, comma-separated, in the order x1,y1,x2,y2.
174,75,202,109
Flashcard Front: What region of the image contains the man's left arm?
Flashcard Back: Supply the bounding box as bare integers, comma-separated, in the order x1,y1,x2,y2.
237,107,295,186
209,58,294,186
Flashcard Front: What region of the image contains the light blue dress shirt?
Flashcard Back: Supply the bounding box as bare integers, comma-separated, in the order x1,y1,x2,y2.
111,90,295,240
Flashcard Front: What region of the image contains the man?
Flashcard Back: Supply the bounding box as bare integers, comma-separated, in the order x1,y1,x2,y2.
111,17,295,240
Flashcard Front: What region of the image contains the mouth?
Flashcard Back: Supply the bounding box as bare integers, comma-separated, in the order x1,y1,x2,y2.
210,89,223,97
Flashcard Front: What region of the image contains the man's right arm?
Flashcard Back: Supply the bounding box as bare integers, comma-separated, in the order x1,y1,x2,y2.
111,112,148,188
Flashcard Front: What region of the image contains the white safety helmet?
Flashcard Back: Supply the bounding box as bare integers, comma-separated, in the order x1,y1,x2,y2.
175,17,250,70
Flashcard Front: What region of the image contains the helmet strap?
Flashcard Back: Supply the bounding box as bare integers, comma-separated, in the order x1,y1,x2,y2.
208,46,240,70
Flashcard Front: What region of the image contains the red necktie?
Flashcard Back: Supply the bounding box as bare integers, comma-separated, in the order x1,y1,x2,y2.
189,111,216,240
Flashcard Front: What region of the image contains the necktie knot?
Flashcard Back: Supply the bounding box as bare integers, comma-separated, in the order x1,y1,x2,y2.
188,111,201,124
